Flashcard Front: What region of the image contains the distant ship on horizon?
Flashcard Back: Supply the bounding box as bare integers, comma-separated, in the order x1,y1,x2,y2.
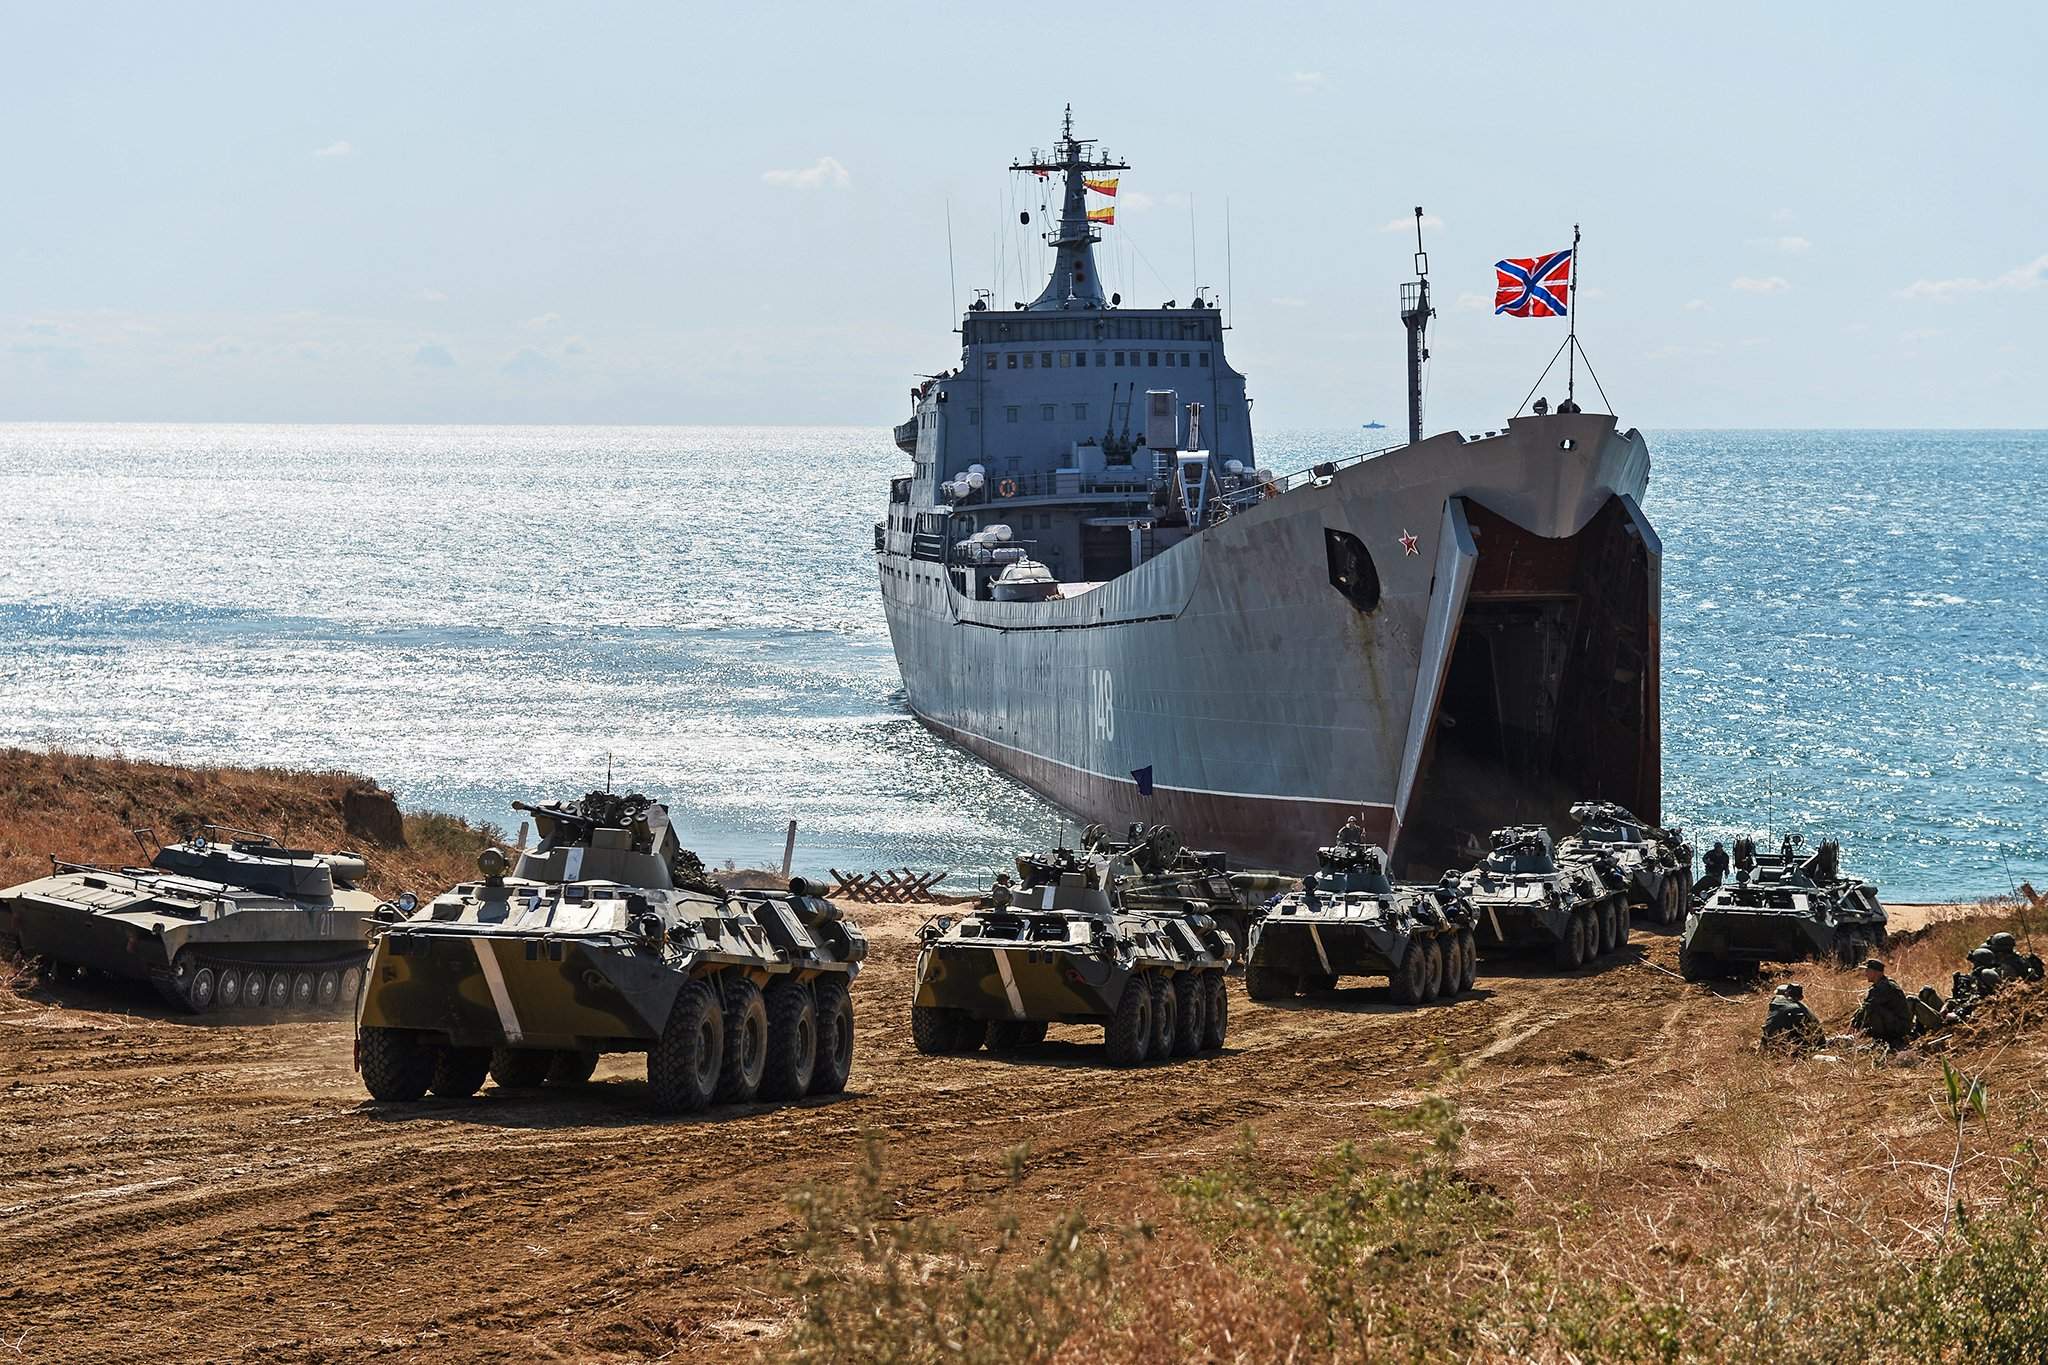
875,110,1664,873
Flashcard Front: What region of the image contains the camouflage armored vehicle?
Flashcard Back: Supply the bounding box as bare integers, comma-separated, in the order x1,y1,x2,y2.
1679,835,1887,981
1554,801,1694,926
0,825,391,1013
355,792,865,1113
1243,843,1478,1003
1458,825,1630,969
911,836,1235,1065
1079,822,1294,949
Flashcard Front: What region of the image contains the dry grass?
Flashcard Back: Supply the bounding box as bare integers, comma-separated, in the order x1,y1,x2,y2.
0,746,495,903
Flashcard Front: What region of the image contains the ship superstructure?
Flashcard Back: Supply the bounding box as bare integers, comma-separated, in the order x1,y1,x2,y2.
877,113,1663,875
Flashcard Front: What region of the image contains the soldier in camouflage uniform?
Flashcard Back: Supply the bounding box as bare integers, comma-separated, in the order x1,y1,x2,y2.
988,872,1014,912
1760,982,1823,1053
1337,814,1368,849
1699,841,1730,896
1850,958,1913,1049
1910,985,1951,1036
1979,931,2044,983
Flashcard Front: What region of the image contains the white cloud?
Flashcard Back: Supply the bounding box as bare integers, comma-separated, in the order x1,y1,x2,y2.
1289,71,1326,91
313,140,354,159
1683,298,1711,312
1383,213,1444,233
1772,235,1810,253
1898,253,2048,300
524,312,561,330
1731,275,1791,294
762,156,849,190
420,288,448,303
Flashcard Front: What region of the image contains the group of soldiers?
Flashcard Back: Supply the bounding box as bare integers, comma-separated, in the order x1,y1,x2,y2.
1761,931,2044,1053
1697,834,1842,899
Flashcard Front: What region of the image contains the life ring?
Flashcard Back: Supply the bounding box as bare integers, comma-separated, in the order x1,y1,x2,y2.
998,478,1018,498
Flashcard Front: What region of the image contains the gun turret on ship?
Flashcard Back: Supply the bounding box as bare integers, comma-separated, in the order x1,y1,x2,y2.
877,110,1662,876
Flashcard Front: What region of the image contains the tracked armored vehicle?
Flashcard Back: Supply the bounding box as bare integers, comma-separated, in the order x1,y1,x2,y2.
355,792,865,1113
1679,836,1887,981
1555,801,1694,926
911,836,1235,1065
1243,843,1478,1003
0,826,389,1013
1459,826,1630,970
1080,823,1294,949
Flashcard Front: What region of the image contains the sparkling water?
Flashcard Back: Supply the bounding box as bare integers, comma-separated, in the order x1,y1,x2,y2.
0,423,2040,901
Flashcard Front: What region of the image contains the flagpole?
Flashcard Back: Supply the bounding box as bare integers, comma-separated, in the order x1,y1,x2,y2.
1566,223,1581,407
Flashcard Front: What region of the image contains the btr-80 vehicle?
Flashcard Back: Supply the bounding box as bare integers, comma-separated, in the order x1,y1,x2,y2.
1243,843,1478,1004
355,792,865,1113
1554,801,1695,926
1458,826,1631,970
1080,823,1295,949
0,825,389,1013
1679,835,1887,981
911,835,1235,1066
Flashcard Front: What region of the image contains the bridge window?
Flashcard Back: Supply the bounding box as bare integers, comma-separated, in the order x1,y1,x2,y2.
1072,403,1088,421
1005,406,1020,423
1095,351,1106,366
1041,351,1053,368
1148,351,1159,366
1113,351,1125,366
1200,353,1210,367
1007,353,1018,369
1040,404,1056,421
1023,352,1034,368
986,353,997,370
1060,352,1071,367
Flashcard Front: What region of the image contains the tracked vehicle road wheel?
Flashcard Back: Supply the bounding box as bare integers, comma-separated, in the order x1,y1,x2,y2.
1390,942,1430,1005
216,966,243,1009
431,1046,491,1098
649,979,723,1114
268,971,292,1009
317,970,342,1008
1104,975,1153,1066
1172,972,1206,1056
1202,971,1228,1050
340,966,363,1004
1242,957,1294,1001
360,1028,437,1101
911,1004,968,1055
546,1049,599,1087
988,1019,1048,1052
292,972,317,1010
717,977,769,1105
242,969,267,1008
1149,973,1177,1061
760,979,818,1101
186,964,218,1012
490,1047,552,1090
811,976,854,1095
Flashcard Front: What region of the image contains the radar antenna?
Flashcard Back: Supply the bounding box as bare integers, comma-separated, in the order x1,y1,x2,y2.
1399,206,1435,446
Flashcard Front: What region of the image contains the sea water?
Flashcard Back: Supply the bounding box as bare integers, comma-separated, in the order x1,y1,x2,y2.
0,423,2040,902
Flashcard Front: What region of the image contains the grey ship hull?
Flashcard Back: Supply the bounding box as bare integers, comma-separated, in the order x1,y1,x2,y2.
881,411,1661,875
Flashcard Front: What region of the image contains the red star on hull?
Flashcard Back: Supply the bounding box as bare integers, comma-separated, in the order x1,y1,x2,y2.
1398,529,1420,556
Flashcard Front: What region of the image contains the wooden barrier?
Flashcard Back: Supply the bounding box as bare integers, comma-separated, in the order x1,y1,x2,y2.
826,868,949,903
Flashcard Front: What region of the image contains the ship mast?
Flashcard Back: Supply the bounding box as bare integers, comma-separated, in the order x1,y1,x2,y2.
1011,105,1128,311
1399,206,1434,446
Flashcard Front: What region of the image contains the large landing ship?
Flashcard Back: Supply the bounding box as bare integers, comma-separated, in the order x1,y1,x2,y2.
876,111,1661,875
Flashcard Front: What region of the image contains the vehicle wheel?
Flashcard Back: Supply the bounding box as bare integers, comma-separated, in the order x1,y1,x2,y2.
339,966,363,1003
1459,928,1479,992
810,975,854,1095
490,1047,552,1090
1172,971,1206,1056
716,977,769,1104
1552,913,1586,971
1603,901,1623,955
648,979,723,1114
316,970,343,1008
911,1004,965,1055
1242,957,1294,1001
291,972,317,1010
359,1027,437,1101
1202,971,1228,1050
1414,936,1439,1002
1302,972,1339,993
545,1049,599,1087
242,968,267,1007
430,1046,491,1098
216,965,243,1009
268,970,292,1009
759,979,819,1101
185,964,218,1012
1834,935,1865,968
1149,973,1177,1061
1678,943,1719,982
987,1019,1049,1052
1104,975,1153,1066
1663,876,1686,925
950,1016,989,1054
1390,942,1429,1004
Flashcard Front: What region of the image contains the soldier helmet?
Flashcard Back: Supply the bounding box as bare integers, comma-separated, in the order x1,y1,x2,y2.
1988,932,2018,951
1863,958,1885,973
1969,947,1997,966
1775,983,1804,1001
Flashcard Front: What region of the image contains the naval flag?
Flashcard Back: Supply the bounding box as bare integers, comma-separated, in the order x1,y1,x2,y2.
1494,249,1573,318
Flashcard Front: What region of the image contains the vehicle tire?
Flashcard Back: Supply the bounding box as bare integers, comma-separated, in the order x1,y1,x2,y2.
1104,975,1153,1066
987,1019,1048,1052
716,976,769,1104
950,1016,989,1054
216,965,243,1009
316,970,343,1008
911,1004,966,1055
545,1049,599,1087
1459,928,1479,992
1390,942,1430,1004
490,1047,552,1090
242,968,267,1008
1422,936,1446,1002
1602,900,1623,955
1664,876,1686,926
1242,957,1294,1001
1202,971,1228,1050
1302,972,1339,993
810,975,854,1095
430,1046,491,1098
291,972,317,1010
648,979,723,1114
359,1027,436,1101
759,979,819,1102
1172,971,1206,1056
1150,972,1177,1061
1677,943,1719,982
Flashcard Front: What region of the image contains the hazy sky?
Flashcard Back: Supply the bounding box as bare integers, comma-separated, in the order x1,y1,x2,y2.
3,3,2042,428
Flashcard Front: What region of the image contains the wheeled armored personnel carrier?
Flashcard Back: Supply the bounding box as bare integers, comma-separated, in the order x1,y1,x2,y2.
355,792,865,1113
1243,843,1478,1003
1458,826,1630,969
1679,836,1887,981
911,837,1235,1065
1554,801,1694,926
1079,822,1293,949
0,826,390,1013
